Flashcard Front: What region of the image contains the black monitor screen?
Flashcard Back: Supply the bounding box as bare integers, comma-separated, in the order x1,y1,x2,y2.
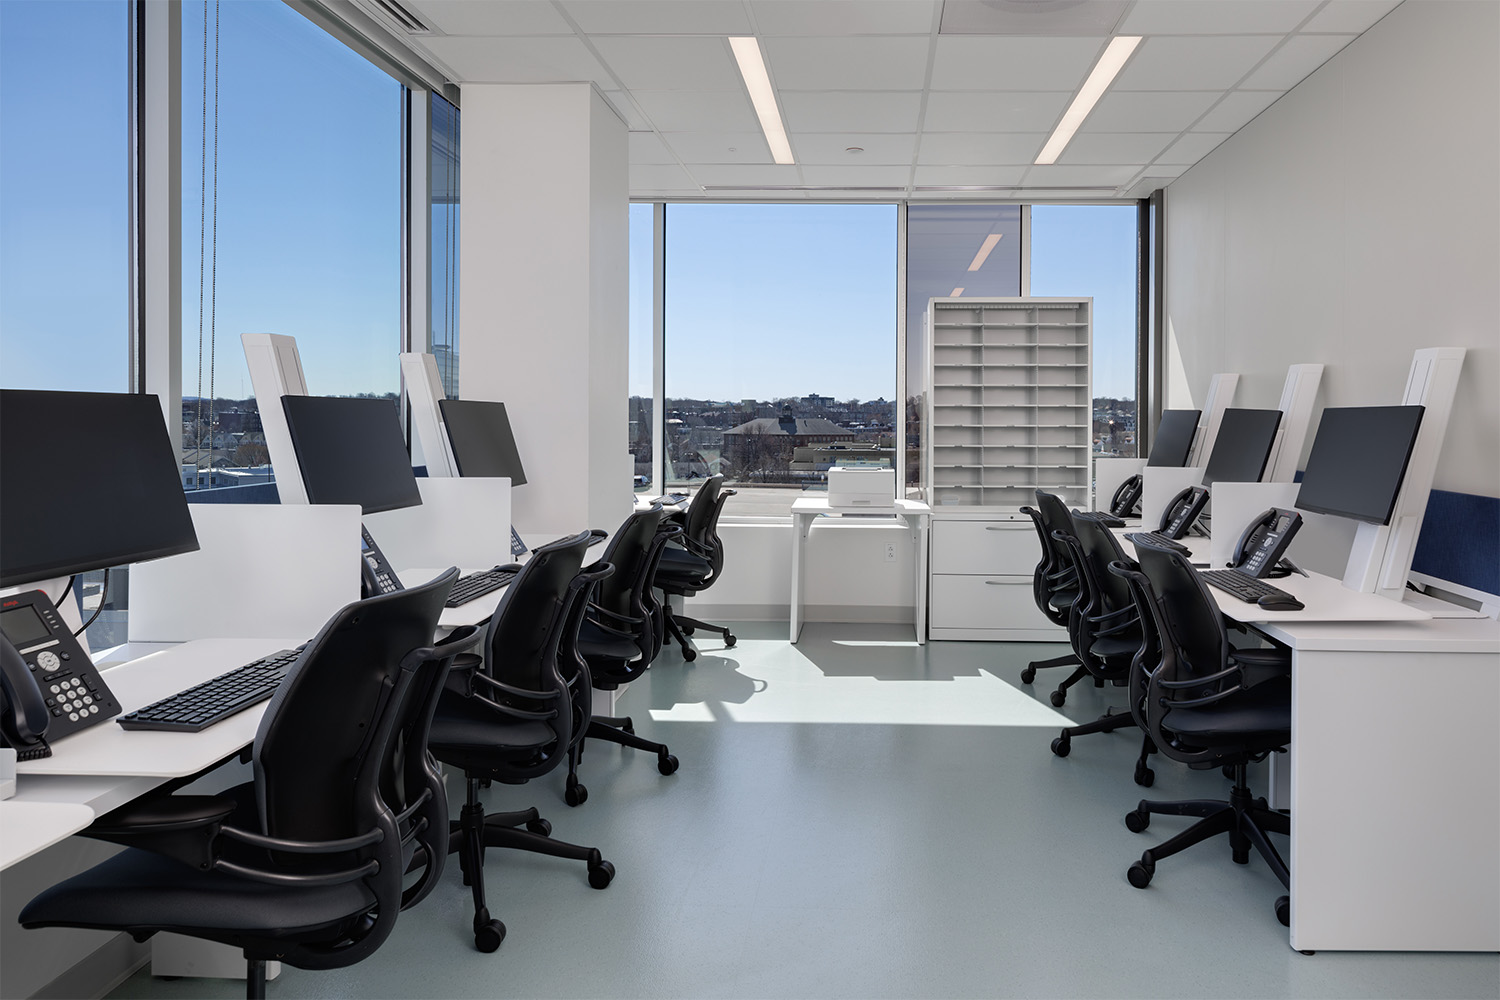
281,395,421,514
1202,408,1282,486
1146,409,1201,468
1296,405,1424,525
0,390,200,587
439,398,527,486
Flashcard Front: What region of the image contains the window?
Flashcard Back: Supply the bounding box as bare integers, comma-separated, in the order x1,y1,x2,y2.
662,203,898,517
180,0,403,490
430,93,459,398
629,203,655,493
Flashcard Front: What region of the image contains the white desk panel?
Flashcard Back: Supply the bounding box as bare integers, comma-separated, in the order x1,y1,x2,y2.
400,568,507,630
0,801,95,870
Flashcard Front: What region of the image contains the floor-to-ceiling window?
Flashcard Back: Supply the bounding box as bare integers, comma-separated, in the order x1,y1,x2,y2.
629,202,656,494
430,92,460,399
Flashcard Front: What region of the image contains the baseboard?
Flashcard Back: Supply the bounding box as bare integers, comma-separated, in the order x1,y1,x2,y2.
682,603,914,625
33,932,149,1000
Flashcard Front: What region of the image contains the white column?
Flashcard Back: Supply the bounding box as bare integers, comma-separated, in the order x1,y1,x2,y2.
458,84,630,537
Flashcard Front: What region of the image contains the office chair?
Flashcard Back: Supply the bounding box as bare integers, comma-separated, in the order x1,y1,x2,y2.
1046,511,1156,786
19,569,478,1000
1109,535,1294,926
427,531,617,953
654,474,737,661
1018,492,1093,706
572,505,683,801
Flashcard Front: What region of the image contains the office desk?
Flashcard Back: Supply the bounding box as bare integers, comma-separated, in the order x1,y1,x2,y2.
789,498,930,644
0,801,95,870
400,568,508,630
1256,616,1500,951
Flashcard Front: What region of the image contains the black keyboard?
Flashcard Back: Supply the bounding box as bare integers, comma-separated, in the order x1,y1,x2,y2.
1200,569,1297,604
116,648,302,733
1091,512,1127,528
445,568,516,608
1125,531,1192,554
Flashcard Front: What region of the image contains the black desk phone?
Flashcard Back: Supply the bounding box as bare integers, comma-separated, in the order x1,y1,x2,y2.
1109,475,1143,518
511,526,528,559
1159,486,1209,540
0,590,121,758
360,525,403,597
1228,507,1303,578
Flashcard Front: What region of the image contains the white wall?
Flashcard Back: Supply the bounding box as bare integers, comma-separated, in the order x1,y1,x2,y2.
1164,0,1499,498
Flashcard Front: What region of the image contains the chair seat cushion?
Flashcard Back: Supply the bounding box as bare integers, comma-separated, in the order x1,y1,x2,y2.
1088,632,1142,662
429,691,555,756
1164,676,1291,743
576,619,643,663
1048,588,1079,610
656,547,711,588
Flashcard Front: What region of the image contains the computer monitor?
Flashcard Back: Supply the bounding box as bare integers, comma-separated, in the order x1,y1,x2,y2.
1202,408,1282,486
1296,405,1424,525
438,398,528,486
1146,409,1201,467
0,390,200,587
281,396,422,514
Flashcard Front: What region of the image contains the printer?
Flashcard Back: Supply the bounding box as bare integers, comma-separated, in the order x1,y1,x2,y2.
826,466,896,509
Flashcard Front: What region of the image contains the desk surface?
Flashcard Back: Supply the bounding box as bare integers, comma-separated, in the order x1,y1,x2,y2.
1258,612,1498,652
0,800,96,869
792,497,931,516
401,567,507,629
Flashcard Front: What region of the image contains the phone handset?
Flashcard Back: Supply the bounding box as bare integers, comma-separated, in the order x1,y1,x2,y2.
1158,486,1209,540
1,633,51,759
360,525,404,598
1230,507,1304,578
1110,475,1143,518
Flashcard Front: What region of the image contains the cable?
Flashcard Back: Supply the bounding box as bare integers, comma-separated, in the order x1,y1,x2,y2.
55,576,75,607
74,569,110,638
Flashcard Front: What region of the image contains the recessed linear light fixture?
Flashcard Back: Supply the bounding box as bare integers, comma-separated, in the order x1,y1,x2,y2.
1035,35,1142,166
729,37,794,165
951,287,965,297
967,234,1002,272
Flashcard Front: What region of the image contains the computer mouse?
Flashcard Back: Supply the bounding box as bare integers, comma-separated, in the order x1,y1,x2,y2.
1256,594,1304,611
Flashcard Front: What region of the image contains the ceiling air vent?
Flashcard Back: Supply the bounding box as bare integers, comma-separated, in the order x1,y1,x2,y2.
366,0,431,34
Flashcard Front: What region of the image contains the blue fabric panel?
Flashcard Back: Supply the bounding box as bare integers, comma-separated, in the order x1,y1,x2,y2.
1411,489,1500,595
185,482,281,505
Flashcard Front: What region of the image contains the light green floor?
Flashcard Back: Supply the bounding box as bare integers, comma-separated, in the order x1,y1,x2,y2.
111,623,1500,999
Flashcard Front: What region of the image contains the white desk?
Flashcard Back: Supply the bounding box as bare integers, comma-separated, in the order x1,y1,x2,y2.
0,801,95,869
399,567,508,630
789,498,930,644
1256,615,1500,951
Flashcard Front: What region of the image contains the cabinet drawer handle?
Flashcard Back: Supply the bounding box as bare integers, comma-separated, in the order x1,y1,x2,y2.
984,526,1009,531
983,579,1007,585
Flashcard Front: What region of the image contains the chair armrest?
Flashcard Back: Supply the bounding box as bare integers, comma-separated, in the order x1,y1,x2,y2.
1228,646,1292,690
82,794,237,871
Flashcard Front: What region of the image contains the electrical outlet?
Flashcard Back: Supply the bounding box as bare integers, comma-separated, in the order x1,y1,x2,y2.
883,542,897,562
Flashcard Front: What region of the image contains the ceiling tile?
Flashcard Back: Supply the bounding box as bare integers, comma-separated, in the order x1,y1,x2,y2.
407,1,572,36
663,131,772,163
1155,132,1232,165
560,1,752,35
630,163,699,190
690,164,804,187
1240,35,1356,90
591,36,743,91
751,0,937,35
797,164,911,187
939,0,1128,36
918,133,1045,165
912,165,1029,187
923,91,1069,132
1298,0,1402,34
779,91,924,133
763,36,932,90
929,36,1105,91
1113,34,1283,91
631,90,758,132
629,132,676,164
1081,91,1220,133
603,91,653,130
418,36,610,84
1119,0,1320,35
1059,133,1177,165
1193,90,1281,132
791,133,918,165
1022,164,1140,186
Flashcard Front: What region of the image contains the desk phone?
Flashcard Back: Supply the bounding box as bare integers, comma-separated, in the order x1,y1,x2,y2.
0,591,121,758
360,525,403,597
1159,486,1209,540
1109,475,1143,518
1228,507,1303,578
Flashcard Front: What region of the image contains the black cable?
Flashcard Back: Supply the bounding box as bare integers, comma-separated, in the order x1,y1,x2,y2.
74,569,110,638
55,575,75,607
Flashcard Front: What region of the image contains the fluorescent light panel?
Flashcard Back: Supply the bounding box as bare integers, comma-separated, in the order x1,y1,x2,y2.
729,37,794,165
966,234,1002,272
1035,35,1142,165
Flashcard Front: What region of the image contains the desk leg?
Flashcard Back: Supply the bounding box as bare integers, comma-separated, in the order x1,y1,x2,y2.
908,514,928,644
789,513,808,643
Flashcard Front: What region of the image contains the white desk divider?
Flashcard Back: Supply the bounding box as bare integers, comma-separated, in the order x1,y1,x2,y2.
129,504,361,642
1207,481,1301,571
1140,467,1205,530
240,333,310,504
400,351,457,478
1185,372,1238,468
1266,363,1324,483
1093,457,1147,512
363,477,512,572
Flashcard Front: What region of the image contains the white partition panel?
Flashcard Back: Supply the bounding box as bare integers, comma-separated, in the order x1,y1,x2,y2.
1094,457,1147,513
1140,467,1205,530
363,477,512,571
400,352,457,478
240,333,309,504
1208,481,1301,571
130,504,360,642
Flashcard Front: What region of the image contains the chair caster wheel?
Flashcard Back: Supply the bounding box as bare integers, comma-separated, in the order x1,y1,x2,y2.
565,782,588,807
1276,895,1290,927
1020,666,1037,684
1125,808,1150,833
1050,735,1071,757
1049,690,1067,708
1222,765,1236,780
723,633,736,648
526,817,552,836
681,625,695,636
474,910,505,953
658,753,679,775
682,647,697,662
588,860,615,889
1127,858,1154,888
1134,763,1155,787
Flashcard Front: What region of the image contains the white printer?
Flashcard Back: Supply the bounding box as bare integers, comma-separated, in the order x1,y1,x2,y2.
826,466,896,508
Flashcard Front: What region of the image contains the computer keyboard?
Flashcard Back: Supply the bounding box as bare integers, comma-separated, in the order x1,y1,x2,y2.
1091,512,1127,528
116,648,302,733
1124,531,1191,553
445,567,517,608
1199,569,1297,604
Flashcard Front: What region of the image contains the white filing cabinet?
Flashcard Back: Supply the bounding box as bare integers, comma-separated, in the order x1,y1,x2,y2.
927,510,1060,640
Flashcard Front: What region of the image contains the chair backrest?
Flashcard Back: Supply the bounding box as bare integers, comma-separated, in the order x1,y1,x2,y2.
675,474,734,584
486,531,594,695
1070,512,1136,623
594,505,665,627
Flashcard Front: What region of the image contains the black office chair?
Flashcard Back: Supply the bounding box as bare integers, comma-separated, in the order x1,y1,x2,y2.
1046,511,1156,786
19,570,478,1000
655,474,737,661
427,531,616,953
1019,491,1093,706
572,505,683,800
1109,535,1294,926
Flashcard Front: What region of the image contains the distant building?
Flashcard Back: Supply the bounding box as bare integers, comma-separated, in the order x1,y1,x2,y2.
721,415,855,480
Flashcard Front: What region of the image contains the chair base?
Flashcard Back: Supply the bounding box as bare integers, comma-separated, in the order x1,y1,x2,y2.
588,717,679,775
1019,651,1080,685
663,611,736,661
1123,763,1290,925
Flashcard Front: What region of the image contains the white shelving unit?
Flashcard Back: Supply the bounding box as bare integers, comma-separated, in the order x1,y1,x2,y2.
923,297,1092,641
